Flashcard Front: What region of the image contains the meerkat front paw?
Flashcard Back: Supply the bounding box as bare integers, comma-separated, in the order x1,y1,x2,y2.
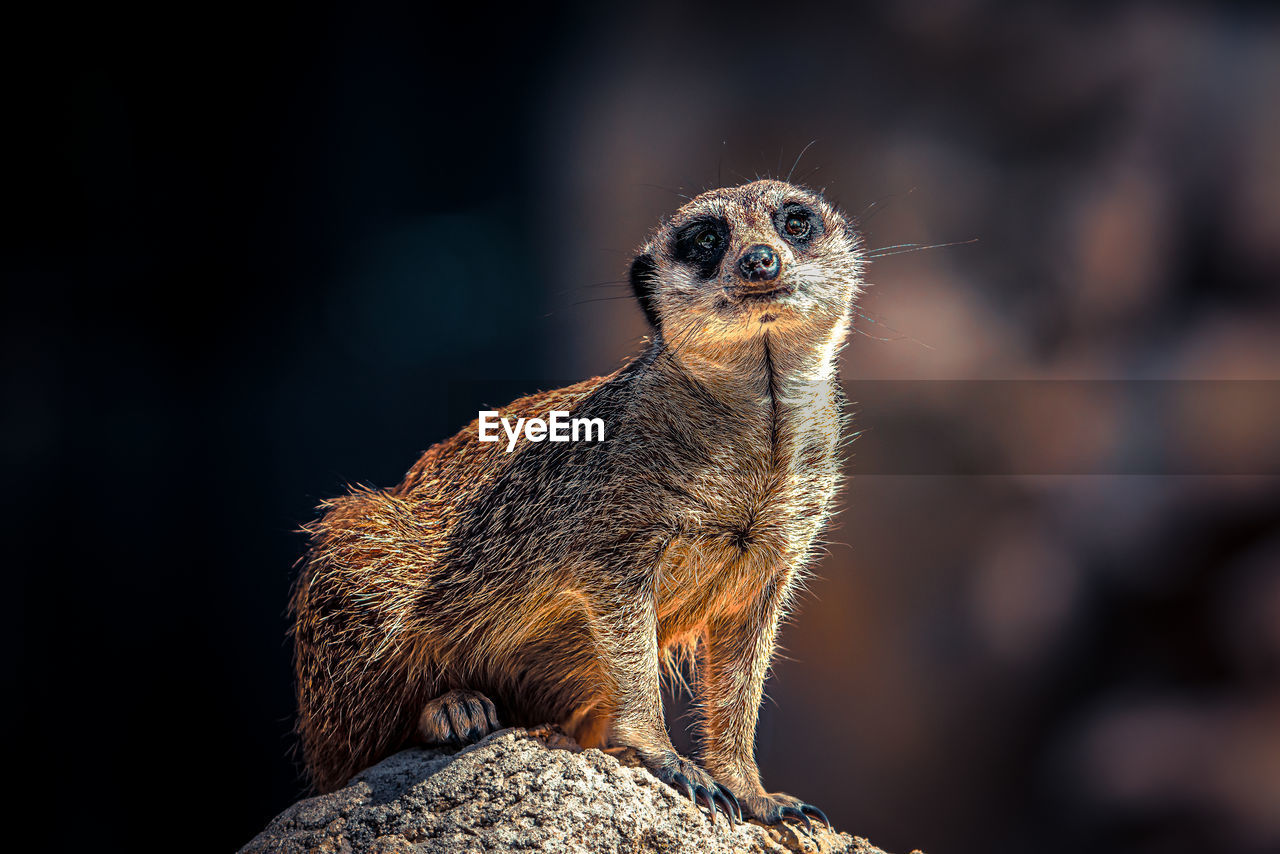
651,756,742,827
736,791,831,831
416,689,501,746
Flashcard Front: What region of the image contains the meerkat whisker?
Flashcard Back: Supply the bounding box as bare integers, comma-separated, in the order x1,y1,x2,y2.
866,237,978,258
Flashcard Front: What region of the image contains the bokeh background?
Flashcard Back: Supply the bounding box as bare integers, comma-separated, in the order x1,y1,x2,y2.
9,1,1279,852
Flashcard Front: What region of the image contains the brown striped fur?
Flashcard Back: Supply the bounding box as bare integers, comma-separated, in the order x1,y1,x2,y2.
291,180,863,824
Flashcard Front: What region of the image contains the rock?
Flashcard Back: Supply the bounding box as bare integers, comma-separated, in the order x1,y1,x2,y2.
241,728,911,854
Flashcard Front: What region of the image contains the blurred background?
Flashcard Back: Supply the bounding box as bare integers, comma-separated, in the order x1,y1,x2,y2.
8,1,1279,852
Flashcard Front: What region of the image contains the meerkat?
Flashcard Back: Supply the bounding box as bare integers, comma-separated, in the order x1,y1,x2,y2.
291,179,863,828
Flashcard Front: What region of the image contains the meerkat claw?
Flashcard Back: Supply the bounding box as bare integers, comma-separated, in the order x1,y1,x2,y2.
672,771,697,804
709,786,739,827
801,803,832,830
779,805,812,832
663,766,739,827
738,793,832,831
696,787,721,826
716,783,743,824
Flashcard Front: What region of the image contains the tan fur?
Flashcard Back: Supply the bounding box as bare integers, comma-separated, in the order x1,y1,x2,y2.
291,180,863,823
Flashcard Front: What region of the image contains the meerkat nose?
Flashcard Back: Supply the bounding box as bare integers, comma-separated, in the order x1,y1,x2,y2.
737,244,780,282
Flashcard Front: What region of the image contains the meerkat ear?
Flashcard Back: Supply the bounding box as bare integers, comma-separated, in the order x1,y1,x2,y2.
629,253,660,328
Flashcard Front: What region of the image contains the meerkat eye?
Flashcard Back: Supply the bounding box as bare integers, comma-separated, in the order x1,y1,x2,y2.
674,218,731,278
775,203,823,246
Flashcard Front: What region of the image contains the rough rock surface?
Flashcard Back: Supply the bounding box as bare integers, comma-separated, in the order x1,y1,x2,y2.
242,728,908,854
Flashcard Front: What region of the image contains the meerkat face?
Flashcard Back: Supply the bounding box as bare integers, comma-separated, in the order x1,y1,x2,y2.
630,180,863,347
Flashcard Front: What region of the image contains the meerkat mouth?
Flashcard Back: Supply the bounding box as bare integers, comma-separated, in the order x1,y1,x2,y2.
728,285,794,304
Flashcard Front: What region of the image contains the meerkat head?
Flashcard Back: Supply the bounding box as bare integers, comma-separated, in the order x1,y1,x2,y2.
630,180,863,356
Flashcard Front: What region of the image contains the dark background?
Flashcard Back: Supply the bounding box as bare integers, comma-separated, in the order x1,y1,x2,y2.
9,2,1280,852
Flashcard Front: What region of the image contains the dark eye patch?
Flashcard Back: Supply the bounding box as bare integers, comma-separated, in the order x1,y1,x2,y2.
629,253,660,328
673,217,731,279
774,202,824,247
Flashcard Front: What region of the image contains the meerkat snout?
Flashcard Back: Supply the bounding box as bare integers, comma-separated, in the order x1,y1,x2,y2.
737,244,781,282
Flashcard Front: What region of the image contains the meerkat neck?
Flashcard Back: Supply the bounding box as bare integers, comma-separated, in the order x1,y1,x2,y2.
647,320,845,411
761,314,852,401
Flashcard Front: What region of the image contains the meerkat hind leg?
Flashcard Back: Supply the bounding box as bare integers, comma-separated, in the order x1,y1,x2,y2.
416,688,501,746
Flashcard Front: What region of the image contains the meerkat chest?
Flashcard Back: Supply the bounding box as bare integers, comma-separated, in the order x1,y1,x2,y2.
704,393,840,524
654,400,842,620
